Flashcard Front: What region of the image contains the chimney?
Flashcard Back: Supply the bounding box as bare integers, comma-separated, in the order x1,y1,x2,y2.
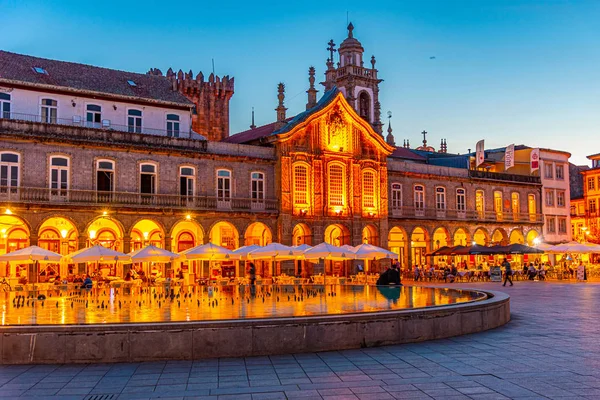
275,83,287,129
250,107,256,130
306,66,318,110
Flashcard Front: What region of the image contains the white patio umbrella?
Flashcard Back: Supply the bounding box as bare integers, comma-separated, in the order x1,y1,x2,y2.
63,245,130,263
339,244,357,253
551,242,600,254
181,242,240,260
352,243,397,260
232,244,263,260
127,245,180,263
248,243,302,261
292,243,313,252
0,245,61,263
303,242,357,262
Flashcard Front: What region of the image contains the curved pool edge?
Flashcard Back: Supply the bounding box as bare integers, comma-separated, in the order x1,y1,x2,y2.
0,288,510,364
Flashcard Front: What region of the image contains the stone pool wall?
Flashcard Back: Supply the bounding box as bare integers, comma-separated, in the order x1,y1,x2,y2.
0,289,509,364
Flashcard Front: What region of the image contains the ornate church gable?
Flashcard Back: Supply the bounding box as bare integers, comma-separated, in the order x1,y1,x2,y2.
269,89,394,158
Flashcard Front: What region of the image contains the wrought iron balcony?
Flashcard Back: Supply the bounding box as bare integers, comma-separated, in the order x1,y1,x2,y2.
0,187,278,213
389,206,543,224
469,169,541,184
1,112,194,139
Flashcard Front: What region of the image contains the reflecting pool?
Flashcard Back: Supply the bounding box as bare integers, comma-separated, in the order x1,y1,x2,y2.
0,285,486,326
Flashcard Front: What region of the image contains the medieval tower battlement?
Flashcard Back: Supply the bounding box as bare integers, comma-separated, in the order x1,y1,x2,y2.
147,67,234,141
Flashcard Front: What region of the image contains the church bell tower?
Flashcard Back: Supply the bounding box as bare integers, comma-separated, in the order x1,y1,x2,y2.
322,23,384,134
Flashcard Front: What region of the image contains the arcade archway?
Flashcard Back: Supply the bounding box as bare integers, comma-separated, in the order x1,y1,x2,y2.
491,228,508,246
362,224,379,245
526,229,540,246
509,229,525,244
244,222,272,246
473,228,489,246
87,217,123,251
453,228,469,246
38,217,78,255
324,224,351,276
388,226,406,268
130,219,164,250
410,227,429,267
432,227,450,250
209,221,239,279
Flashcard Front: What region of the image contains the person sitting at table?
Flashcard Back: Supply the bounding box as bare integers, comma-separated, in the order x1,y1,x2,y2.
124,271,132,281
444,267,455,283
451,264,458,277
528,263,537,280
538,264,546,281
522,264,528,276
81,274,93,289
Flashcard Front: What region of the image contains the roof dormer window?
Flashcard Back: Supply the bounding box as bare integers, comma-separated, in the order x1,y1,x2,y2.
127,80,136,87
33,67,47,74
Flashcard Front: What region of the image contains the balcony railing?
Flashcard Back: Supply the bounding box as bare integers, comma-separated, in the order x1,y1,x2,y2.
469,169,541,184
2,112,194,139
389,206,543,224
0,187,277,213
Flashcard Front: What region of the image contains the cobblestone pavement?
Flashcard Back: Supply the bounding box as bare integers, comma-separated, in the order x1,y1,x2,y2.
1,282,599,400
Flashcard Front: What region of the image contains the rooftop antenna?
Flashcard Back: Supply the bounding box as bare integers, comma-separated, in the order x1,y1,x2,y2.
211,58,215,75
250,107,256,130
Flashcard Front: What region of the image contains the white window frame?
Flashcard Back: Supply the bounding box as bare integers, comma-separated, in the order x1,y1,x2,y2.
96,159,115,192
179,166,195,197
545,189,555,207
0,92,11,119
293,164,309,206
435,187,446,211
139,162,157,195
49,155,70,197
414,185,425,216
127,108,143,134
250,171,265,204
391,183,402,212
456,188,466,216
544,162,554,179
86,104,102,128
588,177,596,191
216,169,232,207
558,218,567,234
40,98,58,124
557,191,565,207
0,152,20,194
166,113,181,137
546,216,556,234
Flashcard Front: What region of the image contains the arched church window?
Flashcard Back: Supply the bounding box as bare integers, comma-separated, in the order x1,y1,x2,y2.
359,92,370,122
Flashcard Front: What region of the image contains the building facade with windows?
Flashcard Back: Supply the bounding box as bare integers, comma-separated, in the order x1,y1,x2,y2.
539,149,572,243
0,26,547,282
570,153,600,244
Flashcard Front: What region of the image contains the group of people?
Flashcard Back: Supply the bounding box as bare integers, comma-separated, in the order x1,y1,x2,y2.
376,261,402,285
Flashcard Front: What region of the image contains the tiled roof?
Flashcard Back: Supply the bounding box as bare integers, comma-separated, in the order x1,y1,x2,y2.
389,147,426,161
224,88,340,144
0,51,193,107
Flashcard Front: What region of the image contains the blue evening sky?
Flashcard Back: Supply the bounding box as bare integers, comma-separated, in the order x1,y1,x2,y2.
1,0,598,165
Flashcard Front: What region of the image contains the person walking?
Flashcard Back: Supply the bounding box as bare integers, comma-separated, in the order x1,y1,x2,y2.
502,257,513,287
248,262,256,285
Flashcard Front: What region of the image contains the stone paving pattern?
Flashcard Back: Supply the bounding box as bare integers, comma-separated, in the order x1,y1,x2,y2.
1,282,599,399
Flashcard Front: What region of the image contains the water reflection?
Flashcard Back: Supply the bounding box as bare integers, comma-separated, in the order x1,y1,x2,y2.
1,285,486,326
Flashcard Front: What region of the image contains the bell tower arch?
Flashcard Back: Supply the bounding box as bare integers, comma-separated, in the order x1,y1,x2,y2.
322,23,383,135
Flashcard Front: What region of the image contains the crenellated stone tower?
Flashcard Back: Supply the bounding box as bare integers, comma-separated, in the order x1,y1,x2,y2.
148,67,234,141
322,23,384,135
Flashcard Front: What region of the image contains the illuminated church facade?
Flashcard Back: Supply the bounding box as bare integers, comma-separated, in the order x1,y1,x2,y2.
0,25,545,281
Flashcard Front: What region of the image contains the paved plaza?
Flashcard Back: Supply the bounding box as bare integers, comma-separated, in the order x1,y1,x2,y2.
1,282,599,400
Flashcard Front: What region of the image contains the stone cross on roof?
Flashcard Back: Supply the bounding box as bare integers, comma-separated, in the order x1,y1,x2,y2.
421,130,428,146
327,40,336,63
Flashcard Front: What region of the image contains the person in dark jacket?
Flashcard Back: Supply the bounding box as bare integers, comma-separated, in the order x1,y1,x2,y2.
248,262,256,285
81,275,93,289
502,258,513,287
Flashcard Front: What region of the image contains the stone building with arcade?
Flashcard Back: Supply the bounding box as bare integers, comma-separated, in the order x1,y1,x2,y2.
0,25,547,282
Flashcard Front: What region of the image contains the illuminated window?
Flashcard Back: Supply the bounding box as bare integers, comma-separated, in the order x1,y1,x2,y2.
435,187,446,210
50,156,69,196
293,165,308,205
0,93,10,119
251,172,265,202
217,169,231,202
476,190,485,219
41,99,57,123
589,199,597,214
391,183,402,210
0,152,19,193
528,194,536,222
456,188,466,211
180,167,195,197
128,109,142,133
362,170,375,208
557,191,565,207
511,192,520,218
494,191,503,220
328,164,344,207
